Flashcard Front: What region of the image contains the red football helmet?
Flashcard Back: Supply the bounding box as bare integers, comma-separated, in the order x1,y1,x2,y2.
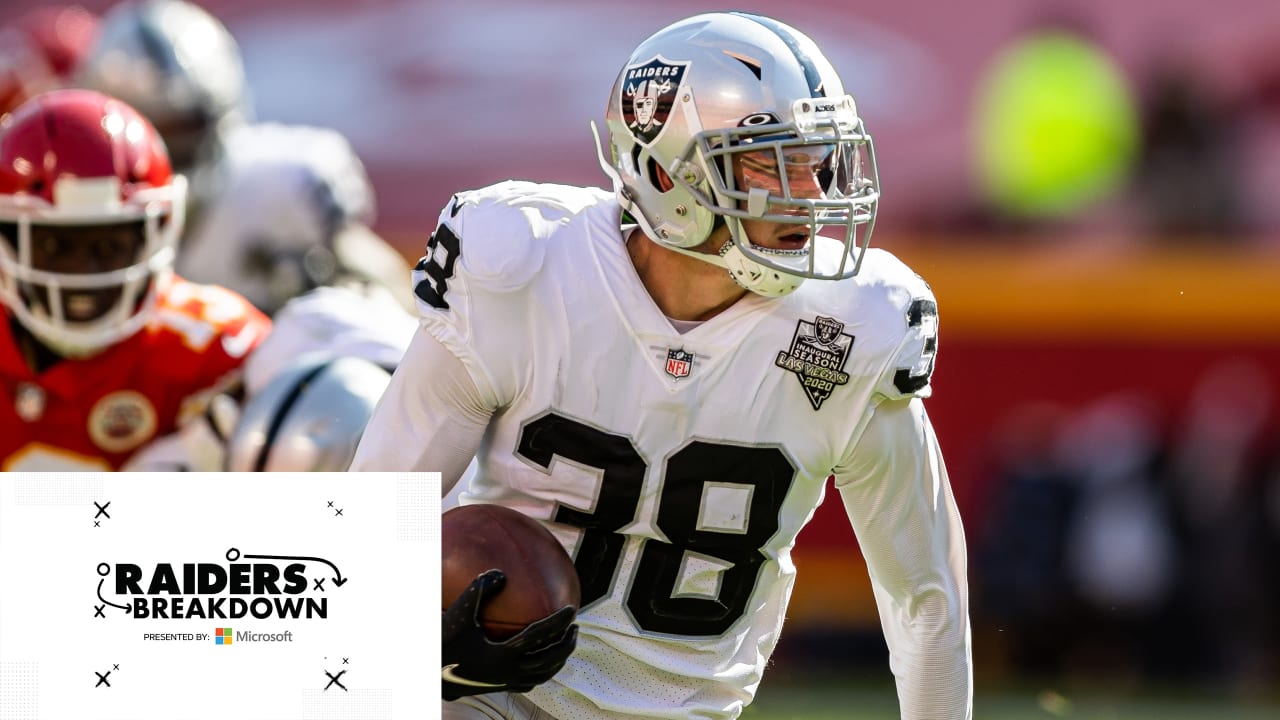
0,88,186,356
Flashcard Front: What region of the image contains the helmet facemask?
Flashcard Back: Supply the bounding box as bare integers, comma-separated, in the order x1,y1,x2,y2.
672,95,879,295
596,13,881,298
0,176,186,357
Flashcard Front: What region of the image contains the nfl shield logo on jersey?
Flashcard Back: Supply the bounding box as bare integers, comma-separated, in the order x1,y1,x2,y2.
665,349,694,379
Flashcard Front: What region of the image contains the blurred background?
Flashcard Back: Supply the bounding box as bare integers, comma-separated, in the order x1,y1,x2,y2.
5,0,1280,716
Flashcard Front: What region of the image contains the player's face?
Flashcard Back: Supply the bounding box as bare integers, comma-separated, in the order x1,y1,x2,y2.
732,144,832,251
635,95,655,126
16,221,147,322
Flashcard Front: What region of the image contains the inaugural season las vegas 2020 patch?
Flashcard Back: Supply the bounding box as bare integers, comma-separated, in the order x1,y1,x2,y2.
775,316,854,410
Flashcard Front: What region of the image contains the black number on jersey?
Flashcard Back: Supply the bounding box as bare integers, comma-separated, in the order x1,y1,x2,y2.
516,414,644,608
893,298,938,395
517,413,795,637
414,224,460,310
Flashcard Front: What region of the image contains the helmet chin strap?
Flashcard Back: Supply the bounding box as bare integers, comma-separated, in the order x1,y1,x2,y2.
663,238,806,298
718,244,806,297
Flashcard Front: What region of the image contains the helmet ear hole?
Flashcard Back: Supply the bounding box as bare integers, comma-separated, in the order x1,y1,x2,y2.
647,156,674,192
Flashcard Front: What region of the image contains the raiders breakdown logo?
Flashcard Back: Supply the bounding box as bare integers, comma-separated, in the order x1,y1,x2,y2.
621,56,689,145
775,316,854,411
88,391,158,453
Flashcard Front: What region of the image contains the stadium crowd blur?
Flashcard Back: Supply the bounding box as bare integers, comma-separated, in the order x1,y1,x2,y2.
4,0,1280,701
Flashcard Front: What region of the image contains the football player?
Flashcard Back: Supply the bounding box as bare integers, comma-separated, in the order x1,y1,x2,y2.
130,282,417,473
76,0,413,317
0,88,270,472
225,352,397,473
75,0,249,181
176,122,415,317
217,283,418,472
351,12,972,719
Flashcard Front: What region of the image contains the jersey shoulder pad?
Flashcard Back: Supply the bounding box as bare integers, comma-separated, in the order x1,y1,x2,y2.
855,250,940,400
150,277,272,424
412,181,614,308
153,277,271,361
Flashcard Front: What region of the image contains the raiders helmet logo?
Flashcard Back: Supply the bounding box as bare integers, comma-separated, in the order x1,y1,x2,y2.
621,56,690,145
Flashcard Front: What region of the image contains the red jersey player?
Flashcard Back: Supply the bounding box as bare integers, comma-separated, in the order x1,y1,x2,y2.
0,89,270,471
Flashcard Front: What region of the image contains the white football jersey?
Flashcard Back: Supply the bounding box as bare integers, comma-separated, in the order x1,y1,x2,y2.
176,122,397,314
243,285,417,396
381,181,958,718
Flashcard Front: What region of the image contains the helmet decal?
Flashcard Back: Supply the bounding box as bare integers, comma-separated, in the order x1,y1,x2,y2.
738,112,780,128
730,12,826,97
621,56,689,145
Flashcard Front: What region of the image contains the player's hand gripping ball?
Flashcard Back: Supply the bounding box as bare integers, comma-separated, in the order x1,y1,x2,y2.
442,504,581,639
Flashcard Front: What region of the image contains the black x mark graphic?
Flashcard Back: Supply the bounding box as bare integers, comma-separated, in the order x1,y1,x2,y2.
95,671,111,687
93,521,100,528
333,508,343,517
94,605,105,618
313,578,326,592
324,669,347,692
93,501,111,519
342,658,349,665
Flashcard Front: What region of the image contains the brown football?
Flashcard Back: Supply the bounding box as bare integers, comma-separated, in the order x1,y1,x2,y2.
441,503,581,640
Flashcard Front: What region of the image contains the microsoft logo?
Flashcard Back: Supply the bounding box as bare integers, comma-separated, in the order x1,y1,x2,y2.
215,628,233,646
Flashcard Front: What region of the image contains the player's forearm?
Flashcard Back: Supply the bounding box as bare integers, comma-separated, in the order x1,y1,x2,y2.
348,329,489,486
863,492,972,720
834,398,973,718
864,489,971,719
874,577,972,719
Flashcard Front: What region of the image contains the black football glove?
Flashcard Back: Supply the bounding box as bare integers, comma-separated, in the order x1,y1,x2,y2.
442,569,578,701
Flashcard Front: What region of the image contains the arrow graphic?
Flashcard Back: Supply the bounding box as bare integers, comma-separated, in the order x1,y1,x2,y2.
97,579,131,612
243,553,348,586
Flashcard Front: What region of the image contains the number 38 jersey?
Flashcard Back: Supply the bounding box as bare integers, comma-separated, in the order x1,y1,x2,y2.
415,182,946,719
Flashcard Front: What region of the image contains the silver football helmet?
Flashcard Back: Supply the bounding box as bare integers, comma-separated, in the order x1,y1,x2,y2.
226,354,392,472
75,0,251,174
177,123,412,316
594,12,879,297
